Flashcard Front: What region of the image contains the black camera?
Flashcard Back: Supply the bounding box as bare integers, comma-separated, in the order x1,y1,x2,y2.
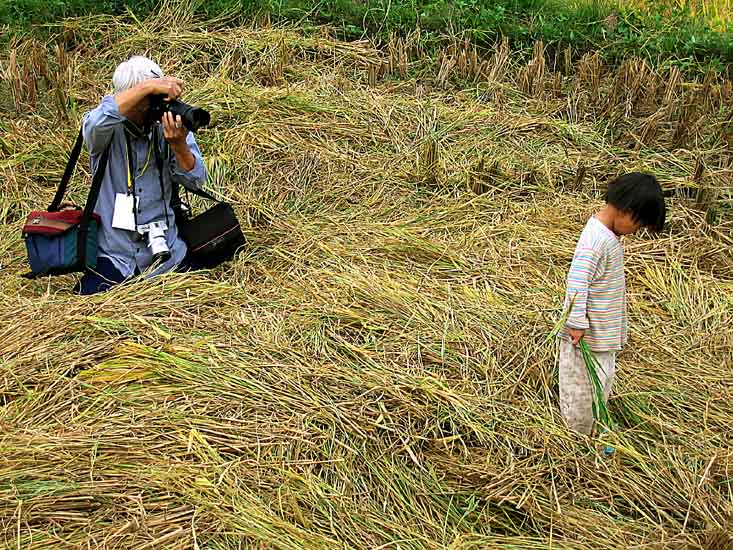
149,96,210,133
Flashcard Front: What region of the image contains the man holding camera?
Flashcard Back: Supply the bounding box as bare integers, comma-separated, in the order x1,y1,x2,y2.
78,56,207,295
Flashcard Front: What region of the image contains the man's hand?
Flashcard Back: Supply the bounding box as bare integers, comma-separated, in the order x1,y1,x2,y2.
115,77,184,122
162,112,188,147
162,112,195,171
568,328,585,346
145,77,184,100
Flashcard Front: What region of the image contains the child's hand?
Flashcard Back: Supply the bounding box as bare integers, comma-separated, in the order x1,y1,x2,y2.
568,328,585,346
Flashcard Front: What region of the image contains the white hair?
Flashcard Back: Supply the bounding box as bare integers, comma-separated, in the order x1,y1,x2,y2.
112,56,164,93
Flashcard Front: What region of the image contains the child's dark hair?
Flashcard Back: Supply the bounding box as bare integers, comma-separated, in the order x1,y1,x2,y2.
605,172,666,231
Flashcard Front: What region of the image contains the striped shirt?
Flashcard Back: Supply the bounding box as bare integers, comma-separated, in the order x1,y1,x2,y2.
559,217,628,352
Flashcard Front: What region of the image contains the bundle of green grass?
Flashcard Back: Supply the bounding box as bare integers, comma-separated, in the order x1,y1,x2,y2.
1,4,732,548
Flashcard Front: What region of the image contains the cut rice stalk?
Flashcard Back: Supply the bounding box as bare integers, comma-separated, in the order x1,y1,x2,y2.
579,339,614,431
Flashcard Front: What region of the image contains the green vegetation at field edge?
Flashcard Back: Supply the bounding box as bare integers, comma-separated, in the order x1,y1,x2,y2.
2,0,732,76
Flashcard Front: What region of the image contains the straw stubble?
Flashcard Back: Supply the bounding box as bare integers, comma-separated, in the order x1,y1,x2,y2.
1,6,732,549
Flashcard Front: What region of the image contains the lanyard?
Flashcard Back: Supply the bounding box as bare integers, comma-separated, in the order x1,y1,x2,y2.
124,133,135,195
126,126,170,226
123,132,139,228
123,134,153,195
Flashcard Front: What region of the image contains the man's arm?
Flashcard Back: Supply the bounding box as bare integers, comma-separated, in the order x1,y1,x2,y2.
115,77,183,119
82,78,184,155
163,112,207,191
82,96,124,155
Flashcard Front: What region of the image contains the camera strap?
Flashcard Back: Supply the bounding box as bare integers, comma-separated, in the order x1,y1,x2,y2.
124,126,175,231
151,125,170,227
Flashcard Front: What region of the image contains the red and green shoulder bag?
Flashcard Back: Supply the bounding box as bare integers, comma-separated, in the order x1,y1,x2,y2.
22,128,110,278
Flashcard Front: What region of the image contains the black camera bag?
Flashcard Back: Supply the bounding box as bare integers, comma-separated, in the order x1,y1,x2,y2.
153,136,245,269
176,191,245,269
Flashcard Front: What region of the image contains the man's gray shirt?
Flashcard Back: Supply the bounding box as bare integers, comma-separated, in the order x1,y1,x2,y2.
83,95,207,278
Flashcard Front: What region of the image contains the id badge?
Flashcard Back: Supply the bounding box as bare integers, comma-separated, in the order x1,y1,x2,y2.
112,193,138,231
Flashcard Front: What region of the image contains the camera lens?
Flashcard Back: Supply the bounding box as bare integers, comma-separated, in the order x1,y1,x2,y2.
144,223,171,262
167,100,210,132
188,107,211,132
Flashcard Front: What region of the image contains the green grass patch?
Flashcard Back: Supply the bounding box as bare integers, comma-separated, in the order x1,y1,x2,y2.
2,0,732,75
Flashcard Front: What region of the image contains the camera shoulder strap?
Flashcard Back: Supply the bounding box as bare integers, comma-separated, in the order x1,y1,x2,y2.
151,125,170,225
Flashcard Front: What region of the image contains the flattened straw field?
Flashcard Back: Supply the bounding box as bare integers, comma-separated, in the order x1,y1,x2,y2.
1,6,733,548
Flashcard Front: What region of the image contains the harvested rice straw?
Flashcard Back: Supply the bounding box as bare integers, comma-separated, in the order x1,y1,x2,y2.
1,6,733,549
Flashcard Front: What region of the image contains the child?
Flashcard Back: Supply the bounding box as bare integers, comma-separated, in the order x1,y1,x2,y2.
559,172,666,435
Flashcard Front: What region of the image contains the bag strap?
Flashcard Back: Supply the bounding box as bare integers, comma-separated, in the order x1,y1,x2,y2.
48,128,84,212
172,180,217,205
49,127,112,215
174,180,217,202
75,142,111,266
80,144,111,226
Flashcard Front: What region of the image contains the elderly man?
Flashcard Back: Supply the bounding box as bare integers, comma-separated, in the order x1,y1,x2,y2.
78,56,207,295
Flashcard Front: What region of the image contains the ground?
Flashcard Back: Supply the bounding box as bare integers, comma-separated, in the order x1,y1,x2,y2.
1,8,732,549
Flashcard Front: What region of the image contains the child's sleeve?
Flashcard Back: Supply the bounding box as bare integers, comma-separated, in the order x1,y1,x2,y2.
566,246,605,330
